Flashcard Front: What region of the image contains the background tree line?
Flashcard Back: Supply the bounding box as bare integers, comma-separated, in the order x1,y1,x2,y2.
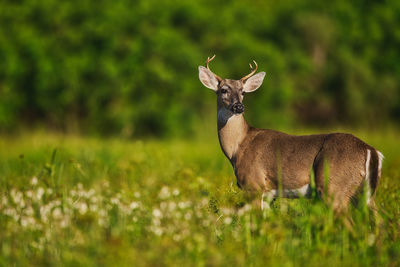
0,0,399,137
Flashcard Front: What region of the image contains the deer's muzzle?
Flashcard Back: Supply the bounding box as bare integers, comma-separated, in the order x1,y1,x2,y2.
231,103,244,114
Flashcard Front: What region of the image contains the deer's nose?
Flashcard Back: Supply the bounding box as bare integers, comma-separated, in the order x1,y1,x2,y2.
231,103,244,114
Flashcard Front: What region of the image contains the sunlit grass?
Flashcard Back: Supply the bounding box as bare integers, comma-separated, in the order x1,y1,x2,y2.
0,130,399,266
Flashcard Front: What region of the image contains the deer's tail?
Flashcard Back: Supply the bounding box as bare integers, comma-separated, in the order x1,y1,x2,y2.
365,148,384,204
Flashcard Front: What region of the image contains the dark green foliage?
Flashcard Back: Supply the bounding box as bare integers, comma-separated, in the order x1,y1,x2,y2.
0,0,399,136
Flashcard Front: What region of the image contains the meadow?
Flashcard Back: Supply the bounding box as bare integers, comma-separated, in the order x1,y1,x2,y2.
0,128,399,266
1,0,399,265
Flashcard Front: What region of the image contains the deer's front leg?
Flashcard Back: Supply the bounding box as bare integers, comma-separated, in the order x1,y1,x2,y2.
244,191,274,211
261,191,276,210
242,191,262,210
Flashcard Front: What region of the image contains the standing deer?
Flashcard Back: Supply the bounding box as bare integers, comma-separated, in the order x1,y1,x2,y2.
198,55,383,212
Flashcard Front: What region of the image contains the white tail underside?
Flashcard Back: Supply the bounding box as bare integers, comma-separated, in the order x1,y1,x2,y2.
365,149,372,204
365,149,384,205
377,150,384,176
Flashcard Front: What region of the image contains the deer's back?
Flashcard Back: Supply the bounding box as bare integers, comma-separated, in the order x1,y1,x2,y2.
234,128,372,192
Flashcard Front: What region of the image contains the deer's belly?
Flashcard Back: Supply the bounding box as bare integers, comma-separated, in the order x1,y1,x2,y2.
265,184,312,199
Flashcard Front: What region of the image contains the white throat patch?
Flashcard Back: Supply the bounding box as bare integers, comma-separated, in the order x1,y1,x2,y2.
217,107,234,125
217,107,243,127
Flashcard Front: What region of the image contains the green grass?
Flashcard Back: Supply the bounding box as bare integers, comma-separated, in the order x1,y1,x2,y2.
0,129,399,266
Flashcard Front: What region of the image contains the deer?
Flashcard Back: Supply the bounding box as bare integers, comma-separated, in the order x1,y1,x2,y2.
198,55,383,213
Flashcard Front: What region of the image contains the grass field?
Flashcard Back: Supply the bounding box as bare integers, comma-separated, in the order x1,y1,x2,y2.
0,129,399,266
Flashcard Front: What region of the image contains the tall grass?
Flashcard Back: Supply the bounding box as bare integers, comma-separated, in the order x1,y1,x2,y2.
0,130,399,266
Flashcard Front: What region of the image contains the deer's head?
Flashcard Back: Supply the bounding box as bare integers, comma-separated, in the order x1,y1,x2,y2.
198,55,266,114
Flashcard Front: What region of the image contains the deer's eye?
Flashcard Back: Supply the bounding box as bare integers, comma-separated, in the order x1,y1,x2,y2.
220,89,228,94
241,91,245,96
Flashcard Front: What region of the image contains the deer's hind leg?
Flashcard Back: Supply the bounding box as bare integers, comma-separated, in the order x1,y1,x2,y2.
313,137,367,213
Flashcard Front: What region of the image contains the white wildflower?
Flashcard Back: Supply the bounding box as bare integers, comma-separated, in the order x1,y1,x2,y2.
182,229,190,238
172,189,180,196
27,217,36,227
99,209,107,217
60,218,70,228
11,189,23,205
200,198,208,206
178,201,190,209
21,217,29,228
18,199,26,208
110,197,120,205
221,207,233,216
4,208,16,217
129,202,139,210
66,197,74,205
184,212,192,220
40,205,51,223
195,210,202,218
90,196,99,204
98,218,107,227
160,202,167,210
224,216,232,225
153,227,163,236
87,189,95,198
120,205,130,215
31,176,38,185
158,186,171,199
31,241,42,250
25,190,33,199
368,234,376,246
152,208,162,218
89,204,98,212
215,229,222,238
173,234,182,241
4,208,20,222
25,206,34,216
202,219,210,227
78,202,88,215
168,201,177,212
52,208,62,219
1,195,7,206
70,189,77,197
36,187,45,200
152,218,161,226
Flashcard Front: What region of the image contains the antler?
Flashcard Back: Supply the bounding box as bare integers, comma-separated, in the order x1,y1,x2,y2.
206,55,222,82
240,60,258,82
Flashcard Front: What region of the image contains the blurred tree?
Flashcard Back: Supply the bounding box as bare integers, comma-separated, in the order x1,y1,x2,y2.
0,0,399,136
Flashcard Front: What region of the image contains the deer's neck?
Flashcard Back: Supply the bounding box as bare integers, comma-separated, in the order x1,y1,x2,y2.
217,107,250,160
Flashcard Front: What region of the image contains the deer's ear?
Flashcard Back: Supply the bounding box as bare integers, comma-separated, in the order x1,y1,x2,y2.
243,72,266,93
198,66,219,91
